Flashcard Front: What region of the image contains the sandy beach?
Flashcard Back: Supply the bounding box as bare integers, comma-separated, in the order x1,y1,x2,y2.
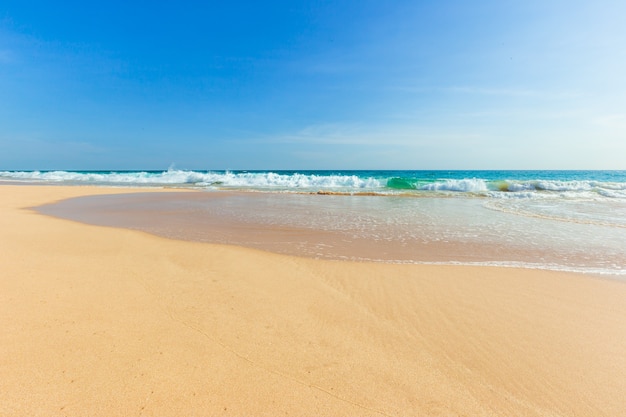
1,185,626,416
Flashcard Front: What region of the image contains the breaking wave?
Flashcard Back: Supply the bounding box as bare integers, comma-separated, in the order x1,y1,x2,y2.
2,170,625,199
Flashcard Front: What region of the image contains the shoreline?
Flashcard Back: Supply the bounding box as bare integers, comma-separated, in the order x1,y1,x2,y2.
2,184,626,416
35,187,626,278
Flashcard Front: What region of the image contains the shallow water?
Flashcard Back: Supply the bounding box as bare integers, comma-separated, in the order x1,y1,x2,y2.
37,191,626,276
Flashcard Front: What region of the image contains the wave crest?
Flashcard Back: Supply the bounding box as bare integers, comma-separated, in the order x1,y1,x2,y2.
2,170,625,199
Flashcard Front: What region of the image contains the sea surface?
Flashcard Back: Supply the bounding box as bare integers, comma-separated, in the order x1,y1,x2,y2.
5,169,626,276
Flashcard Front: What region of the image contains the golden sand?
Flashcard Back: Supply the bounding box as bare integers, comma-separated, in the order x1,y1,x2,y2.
1,185,625,416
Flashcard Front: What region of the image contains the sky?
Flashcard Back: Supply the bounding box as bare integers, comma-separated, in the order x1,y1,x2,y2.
1,0,625,170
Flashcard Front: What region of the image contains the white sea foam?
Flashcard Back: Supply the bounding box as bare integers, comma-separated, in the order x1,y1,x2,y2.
420,178,489,192
406,261,626,277
0,170,386,190
2,170,625,201
202,172,384,189
501,179,626,194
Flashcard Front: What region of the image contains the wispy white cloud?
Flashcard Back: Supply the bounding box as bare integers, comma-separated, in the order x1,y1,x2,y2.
444,86,581,100
592,114,626,130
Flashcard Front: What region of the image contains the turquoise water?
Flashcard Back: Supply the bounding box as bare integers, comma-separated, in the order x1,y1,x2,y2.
10,169,626,276
3,169,626,199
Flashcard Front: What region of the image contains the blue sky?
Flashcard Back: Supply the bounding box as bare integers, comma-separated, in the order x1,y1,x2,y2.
1,0,625,170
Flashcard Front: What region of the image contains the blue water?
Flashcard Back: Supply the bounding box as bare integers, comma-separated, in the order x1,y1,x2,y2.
9,169,626,276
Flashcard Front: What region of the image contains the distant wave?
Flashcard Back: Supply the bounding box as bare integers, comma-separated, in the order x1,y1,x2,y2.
386,175,626,199
0,170,386,189
0,170,212,185
2,170,626,199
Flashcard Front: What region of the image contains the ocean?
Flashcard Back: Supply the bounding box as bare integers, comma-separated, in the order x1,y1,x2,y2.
5,169,626,276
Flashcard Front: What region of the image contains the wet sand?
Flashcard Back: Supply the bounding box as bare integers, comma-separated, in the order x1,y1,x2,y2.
2,185,626,416
37,190,626,273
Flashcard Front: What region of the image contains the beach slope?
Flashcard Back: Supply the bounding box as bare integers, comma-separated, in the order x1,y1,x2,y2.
1,185,625,416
